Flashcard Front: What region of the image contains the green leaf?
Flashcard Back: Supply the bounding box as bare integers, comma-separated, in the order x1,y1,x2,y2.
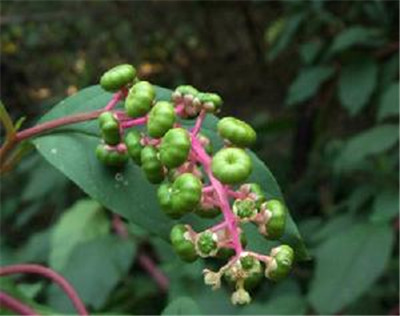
48,235,135,312
370,190,399,223
378,82,399,121
299,41,322,65
308,221,394,314
329,26,380,54
239,294,307,315
50,199,110,270
335,124,399,172
338,56,378,116
32,85,307,260
286,66,335,106
162,297,202,315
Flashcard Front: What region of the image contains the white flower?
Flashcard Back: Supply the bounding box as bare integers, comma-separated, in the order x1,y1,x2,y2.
231,288,251,305
203,269,221,290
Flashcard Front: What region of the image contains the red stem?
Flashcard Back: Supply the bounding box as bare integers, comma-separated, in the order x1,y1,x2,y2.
137,254,169,292
0,291,38,315
0,264,88,316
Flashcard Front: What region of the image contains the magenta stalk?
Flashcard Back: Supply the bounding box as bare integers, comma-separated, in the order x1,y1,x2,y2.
0,291,38,315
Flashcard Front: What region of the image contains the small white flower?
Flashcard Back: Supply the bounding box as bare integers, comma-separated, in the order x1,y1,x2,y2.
203,269,221,290
231,288,251,305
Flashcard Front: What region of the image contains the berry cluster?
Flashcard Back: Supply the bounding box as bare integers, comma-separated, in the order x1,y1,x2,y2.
96,64,295,305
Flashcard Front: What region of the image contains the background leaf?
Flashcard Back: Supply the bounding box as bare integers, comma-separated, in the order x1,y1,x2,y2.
378,82,399,121
329,26,380,54
49,199,110,270
370,190,399,223
286,66,335,106
338,56,378,116
308,221,394,314
162,297,202,315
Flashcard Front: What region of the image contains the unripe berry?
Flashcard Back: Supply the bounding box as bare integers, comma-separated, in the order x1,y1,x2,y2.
124,130,143,165
233,199,257,219
140,146,164,184
100,64,136,92
147,101,176,138
262,200,287,240
173,85,199,100
194,92,223,113
95,144,128,167
196,231,218,257
217,117,256,147
170,224,198,263
98,111,120,145
211,148,252,184
125,81,155,118
265,245,294,281
158,173,202,218
240,183,266,208
159,128,190,169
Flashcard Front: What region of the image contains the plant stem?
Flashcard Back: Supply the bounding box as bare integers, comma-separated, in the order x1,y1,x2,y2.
137,254,169,292
0,291,38,315
0,264,88,316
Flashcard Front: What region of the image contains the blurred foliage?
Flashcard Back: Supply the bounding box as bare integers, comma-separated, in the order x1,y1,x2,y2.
0,1,399,315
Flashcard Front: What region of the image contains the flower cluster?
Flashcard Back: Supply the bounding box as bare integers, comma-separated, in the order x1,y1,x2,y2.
96,64,295,305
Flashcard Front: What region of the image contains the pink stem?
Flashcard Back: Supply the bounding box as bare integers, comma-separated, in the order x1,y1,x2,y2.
112,214,129,238
190,136,243,256
210,221,228,232
121,116,147,128
192,110,206,136
138,254,169,292
0,291,38,315
0,265,88,316
226,189,244,199
104,90,124,111
202,186,214,194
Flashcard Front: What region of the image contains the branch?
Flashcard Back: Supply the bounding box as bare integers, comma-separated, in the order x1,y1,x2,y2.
0,264,88,316
0,291,38,316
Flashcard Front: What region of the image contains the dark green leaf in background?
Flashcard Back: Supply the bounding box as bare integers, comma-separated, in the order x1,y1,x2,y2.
370,190,399,223
162,297,202,315
338,56,378,116
308,221,394,314
286,66,335,106
378,82,399,121
329,26,381,54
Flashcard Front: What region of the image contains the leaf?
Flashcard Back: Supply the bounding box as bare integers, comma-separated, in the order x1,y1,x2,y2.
299,41,322,65
48,235,135,312
32,85,307,260
370,190,399,223
378,82,399,121
286,66,335,106
267,13,306,61
50,199,110,270
162,297,202,315
308,221,394,314
329,26,380,54
239,294,307,315
338,56,378,116
335,124,399,172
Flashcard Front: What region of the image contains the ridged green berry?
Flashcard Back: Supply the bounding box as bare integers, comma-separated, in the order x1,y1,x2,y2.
196,231,218,257
217,117,256,147
140,146,164,184
158,173,202,218
170,224,198,262
147,101,176,138
124,130,143,165
174,85,199,98
98,111,120,145
125,81,155,118
265,245,294,281
263,200,287,240
95,144,128,167
211,148,252,184
195,92,223,112
100,64,136,92
233,199,257,219
160,128,190,168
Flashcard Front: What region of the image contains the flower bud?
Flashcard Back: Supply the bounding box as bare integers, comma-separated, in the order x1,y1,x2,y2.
233,199,257,219
231,288,251,305
203,269,221,290
196,231,218,257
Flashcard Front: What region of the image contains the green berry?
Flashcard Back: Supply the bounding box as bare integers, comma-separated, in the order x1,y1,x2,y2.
174,85,199,98
98,111,120,145
140,146,164,184
217,117,256,147
266,245,294,281
170,224,198,262
240,255,257,271
196,231,218,256
159,128,190,168
211,148,252,184
158,173,202,218
95,144,128,167
124,130,143,165
147,101,176,138
233,199,257,219
263,200,287,240
195,92,223,113
244,183,266,208
125,81,155,118
100,64,136,92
